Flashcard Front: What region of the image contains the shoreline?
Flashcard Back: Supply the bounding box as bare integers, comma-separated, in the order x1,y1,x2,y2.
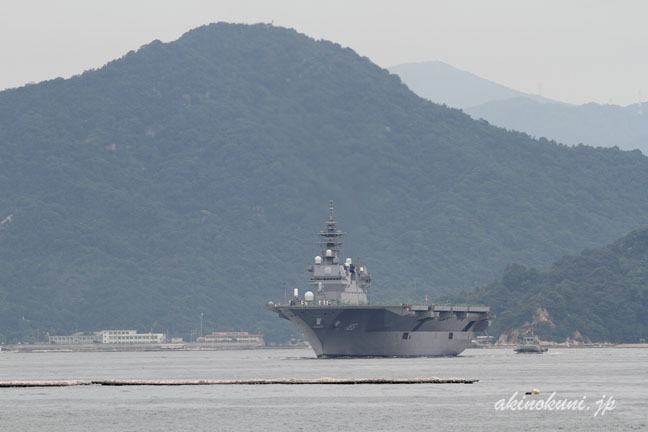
476,343,648,349
2,342,646,354
0,342,309,354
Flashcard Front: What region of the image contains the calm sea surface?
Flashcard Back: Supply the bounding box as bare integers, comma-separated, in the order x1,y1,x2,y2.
0,347,646,431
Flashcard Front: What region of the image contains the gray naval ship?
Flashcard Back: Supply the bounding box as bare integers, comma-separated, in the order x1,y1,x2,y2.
266,202,491,357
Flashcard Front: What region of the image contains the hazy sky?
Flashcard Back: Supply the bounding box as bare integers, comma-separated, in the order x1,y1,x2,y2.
2,0,647,106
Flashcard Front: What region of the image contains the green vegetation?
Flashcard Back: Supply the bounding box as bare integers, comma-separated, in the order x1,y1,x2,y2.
459,228,648,343
1,23,648,343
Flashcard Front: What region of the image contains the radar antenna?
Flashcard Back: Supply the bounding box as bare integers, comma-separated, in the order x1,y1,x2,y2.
319,200,344,261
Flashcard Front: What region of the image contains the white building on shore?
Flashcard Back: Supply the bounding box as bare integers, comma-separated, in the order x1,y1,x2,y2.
49,330,165,345
99,330,165,344
48,333,99,345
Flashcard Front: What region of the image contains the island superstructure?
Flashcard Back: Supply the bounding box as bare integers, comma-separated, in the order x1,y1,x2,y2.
266,201,491,357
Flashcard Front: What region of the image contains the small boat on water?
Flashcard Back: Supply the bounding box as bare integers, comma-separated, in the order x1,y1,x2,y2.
515,336,548,354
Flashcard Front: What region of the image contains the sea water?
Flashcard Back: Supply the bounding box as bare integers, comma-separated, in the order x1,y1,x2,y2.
0,348,646,431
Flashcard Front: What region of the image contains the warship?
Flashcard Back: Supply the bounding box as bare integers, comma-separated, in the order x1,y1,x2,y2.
266,201,491,357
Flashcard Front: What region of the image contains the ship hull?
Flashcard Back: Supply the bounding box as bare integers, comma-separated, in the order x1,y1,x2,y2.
269,304,490,358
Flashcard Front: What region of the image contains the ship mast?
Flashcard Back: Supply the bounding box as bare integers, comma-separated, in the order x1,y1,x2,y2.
319,200,344,264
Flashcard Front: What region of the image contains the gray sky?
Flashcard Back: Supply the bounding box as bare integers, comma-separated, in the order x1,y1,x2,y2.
2,0,647,106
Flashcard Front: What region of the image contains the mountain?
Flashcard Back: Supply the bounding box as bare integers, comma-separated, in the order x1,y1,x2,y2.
390,61,648,154
465,97,648,153
388,61,549,109
2,23,648,343
459,227,648,343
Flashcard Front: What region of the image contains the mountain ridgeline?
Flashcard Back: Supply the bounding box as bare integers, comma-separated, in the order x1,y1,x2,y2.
459,228,648,343
465,97,648,154
1,23,648,343
390,61,648,154
388,61,550,109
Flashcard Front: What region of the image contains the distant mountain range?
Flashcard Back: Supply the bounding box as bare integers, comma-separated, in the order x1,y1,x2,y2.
389,61,550,109
2,24,648,343
465,97,648,153
390,61,648,153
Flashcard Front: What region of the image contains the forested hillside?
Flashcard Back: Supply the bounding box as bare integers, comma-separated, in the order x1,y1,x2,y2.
2,23,648,343
459,228,648,343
